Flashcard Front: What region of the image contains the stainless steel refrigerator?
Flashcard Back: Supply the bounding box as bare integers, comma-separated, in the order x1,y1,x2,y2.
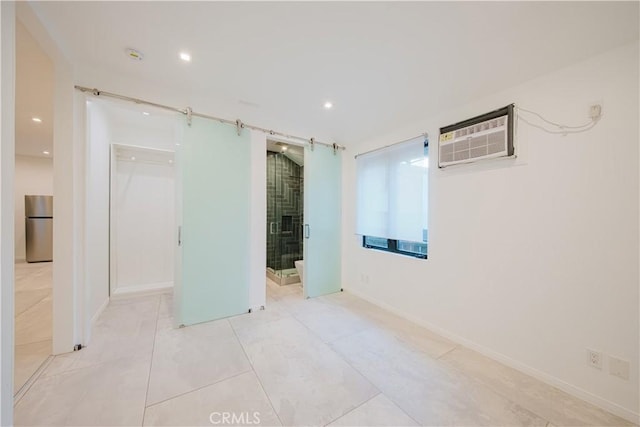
25,195,53,263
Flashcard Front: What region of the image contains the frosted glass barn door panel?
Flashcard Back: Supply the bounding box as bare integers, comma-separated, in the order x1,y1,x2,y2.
175,117,251,326
304,146,342,298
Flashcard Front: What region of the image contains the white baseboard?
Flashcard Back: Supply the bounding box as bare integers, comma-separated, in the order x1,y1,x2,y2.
85,297,110,344
248,304,266,313
110,281,173,300
345,287,639,425
90,297,109,327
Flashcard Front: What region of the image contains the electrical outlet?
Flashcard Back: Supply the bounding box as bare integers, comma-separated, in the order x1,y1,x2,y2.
589,104,602,119
609,356,630,380
587,349,602,370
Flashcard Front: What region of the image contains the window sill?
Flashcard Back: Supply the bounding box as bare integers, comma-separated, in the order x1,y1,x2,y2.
362,245,427,260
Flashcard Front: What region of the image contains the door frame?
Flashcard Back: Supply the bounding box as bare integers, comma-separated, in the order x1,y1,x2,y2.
264,136,307,292
3,4,79,424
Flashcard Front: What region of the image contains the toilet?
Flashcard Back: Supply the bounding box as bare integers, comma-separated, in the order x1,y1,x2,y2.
294,260,304,286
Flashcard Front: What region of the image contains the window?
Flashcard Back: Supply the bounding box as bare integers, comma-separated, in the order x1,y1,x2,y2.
363,235,427,258
356,136,428,258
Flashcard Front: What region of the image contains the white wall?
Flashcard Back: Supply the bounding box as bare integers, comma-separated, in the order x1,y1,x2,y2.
112,156,174,296
342,41,639,422
0,2,16,423
14,155,53,260
84,101,110,340
50,25,78,357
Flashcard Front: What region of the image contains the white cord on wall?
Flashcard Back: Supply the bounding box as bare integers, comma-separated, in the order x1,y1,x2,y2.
516,105,602,136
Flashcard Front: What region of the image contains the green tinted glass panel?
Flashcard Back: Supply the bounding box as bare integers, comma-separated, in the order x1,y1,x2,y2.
176,117,250,325
304,146,342,298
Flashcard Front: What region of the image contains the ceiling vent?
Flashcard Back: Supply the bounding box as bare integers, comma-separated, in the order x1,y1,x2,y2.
438,104,514,168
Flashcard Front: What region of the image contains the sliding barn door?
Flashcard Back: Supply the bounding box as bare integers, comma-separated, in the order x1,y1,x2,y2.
174,117,251,326
303,145,342,298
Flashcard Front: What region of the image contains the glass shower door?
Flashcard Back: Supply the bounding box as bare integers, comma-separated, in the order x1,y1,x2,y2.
303,145,342,298
174,116,251,326
266,152,281,278
266,152,304,285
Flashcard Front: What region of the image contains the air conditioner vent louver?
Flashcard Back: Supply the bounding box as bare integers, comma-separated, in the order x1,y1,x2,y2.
438,104,514,168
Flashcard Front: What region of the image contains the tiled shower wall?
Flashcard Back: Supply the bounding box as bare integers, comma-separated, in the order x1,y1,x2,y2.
266,152,303,271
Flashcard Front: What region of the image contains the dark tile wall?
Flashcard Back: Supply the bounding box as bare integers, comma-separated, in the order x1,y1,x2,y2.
266,152,303,271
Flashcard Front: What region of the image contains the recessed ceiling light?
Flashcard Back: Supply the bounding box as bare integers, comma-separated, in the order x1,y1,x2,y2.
130,156,136,161
142,112,150,116
168,159,174,164
32,117,42,123
323,101,333,110
179,52,191,62
282,146,288,151
42,150,50,155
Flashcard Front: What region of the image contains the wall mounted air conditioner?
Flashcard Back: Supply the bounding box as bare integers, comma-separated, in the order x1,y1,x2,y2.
438,104,515,168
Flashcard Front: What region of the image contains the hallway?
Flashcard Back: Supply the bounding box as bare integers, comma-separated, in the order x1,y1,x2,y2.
14,280,631,426
14,261,52,394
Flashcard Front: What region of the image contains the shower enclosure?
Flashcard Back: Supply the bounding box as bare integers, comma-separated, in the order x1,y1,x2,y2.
266,147,303,285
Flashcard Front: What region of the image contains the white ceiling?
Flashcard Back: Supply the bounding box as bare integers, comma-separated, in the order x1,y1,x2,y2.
15,20,54,158
267,139,305,166
30,1,639,144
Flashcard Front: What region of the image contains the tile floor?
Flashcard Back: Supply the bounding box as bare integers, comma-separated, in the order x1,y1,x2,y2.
14,279,634,426
14,261,52,394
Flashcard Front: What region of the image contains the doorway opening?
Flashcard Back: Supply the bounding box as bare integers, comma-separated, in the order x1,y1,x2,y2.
266,140,304,287
84,98,179,342
109,144,175,298
13,19,55,395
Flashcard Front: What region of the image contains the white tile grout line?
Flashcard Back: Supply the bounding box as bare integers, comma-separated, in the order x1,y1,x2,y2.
141,295,162,425
435,345,458,360
321,392,381,427
228,319,286,427
143,369,253,410
14,291,51,318
13,353,54,405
